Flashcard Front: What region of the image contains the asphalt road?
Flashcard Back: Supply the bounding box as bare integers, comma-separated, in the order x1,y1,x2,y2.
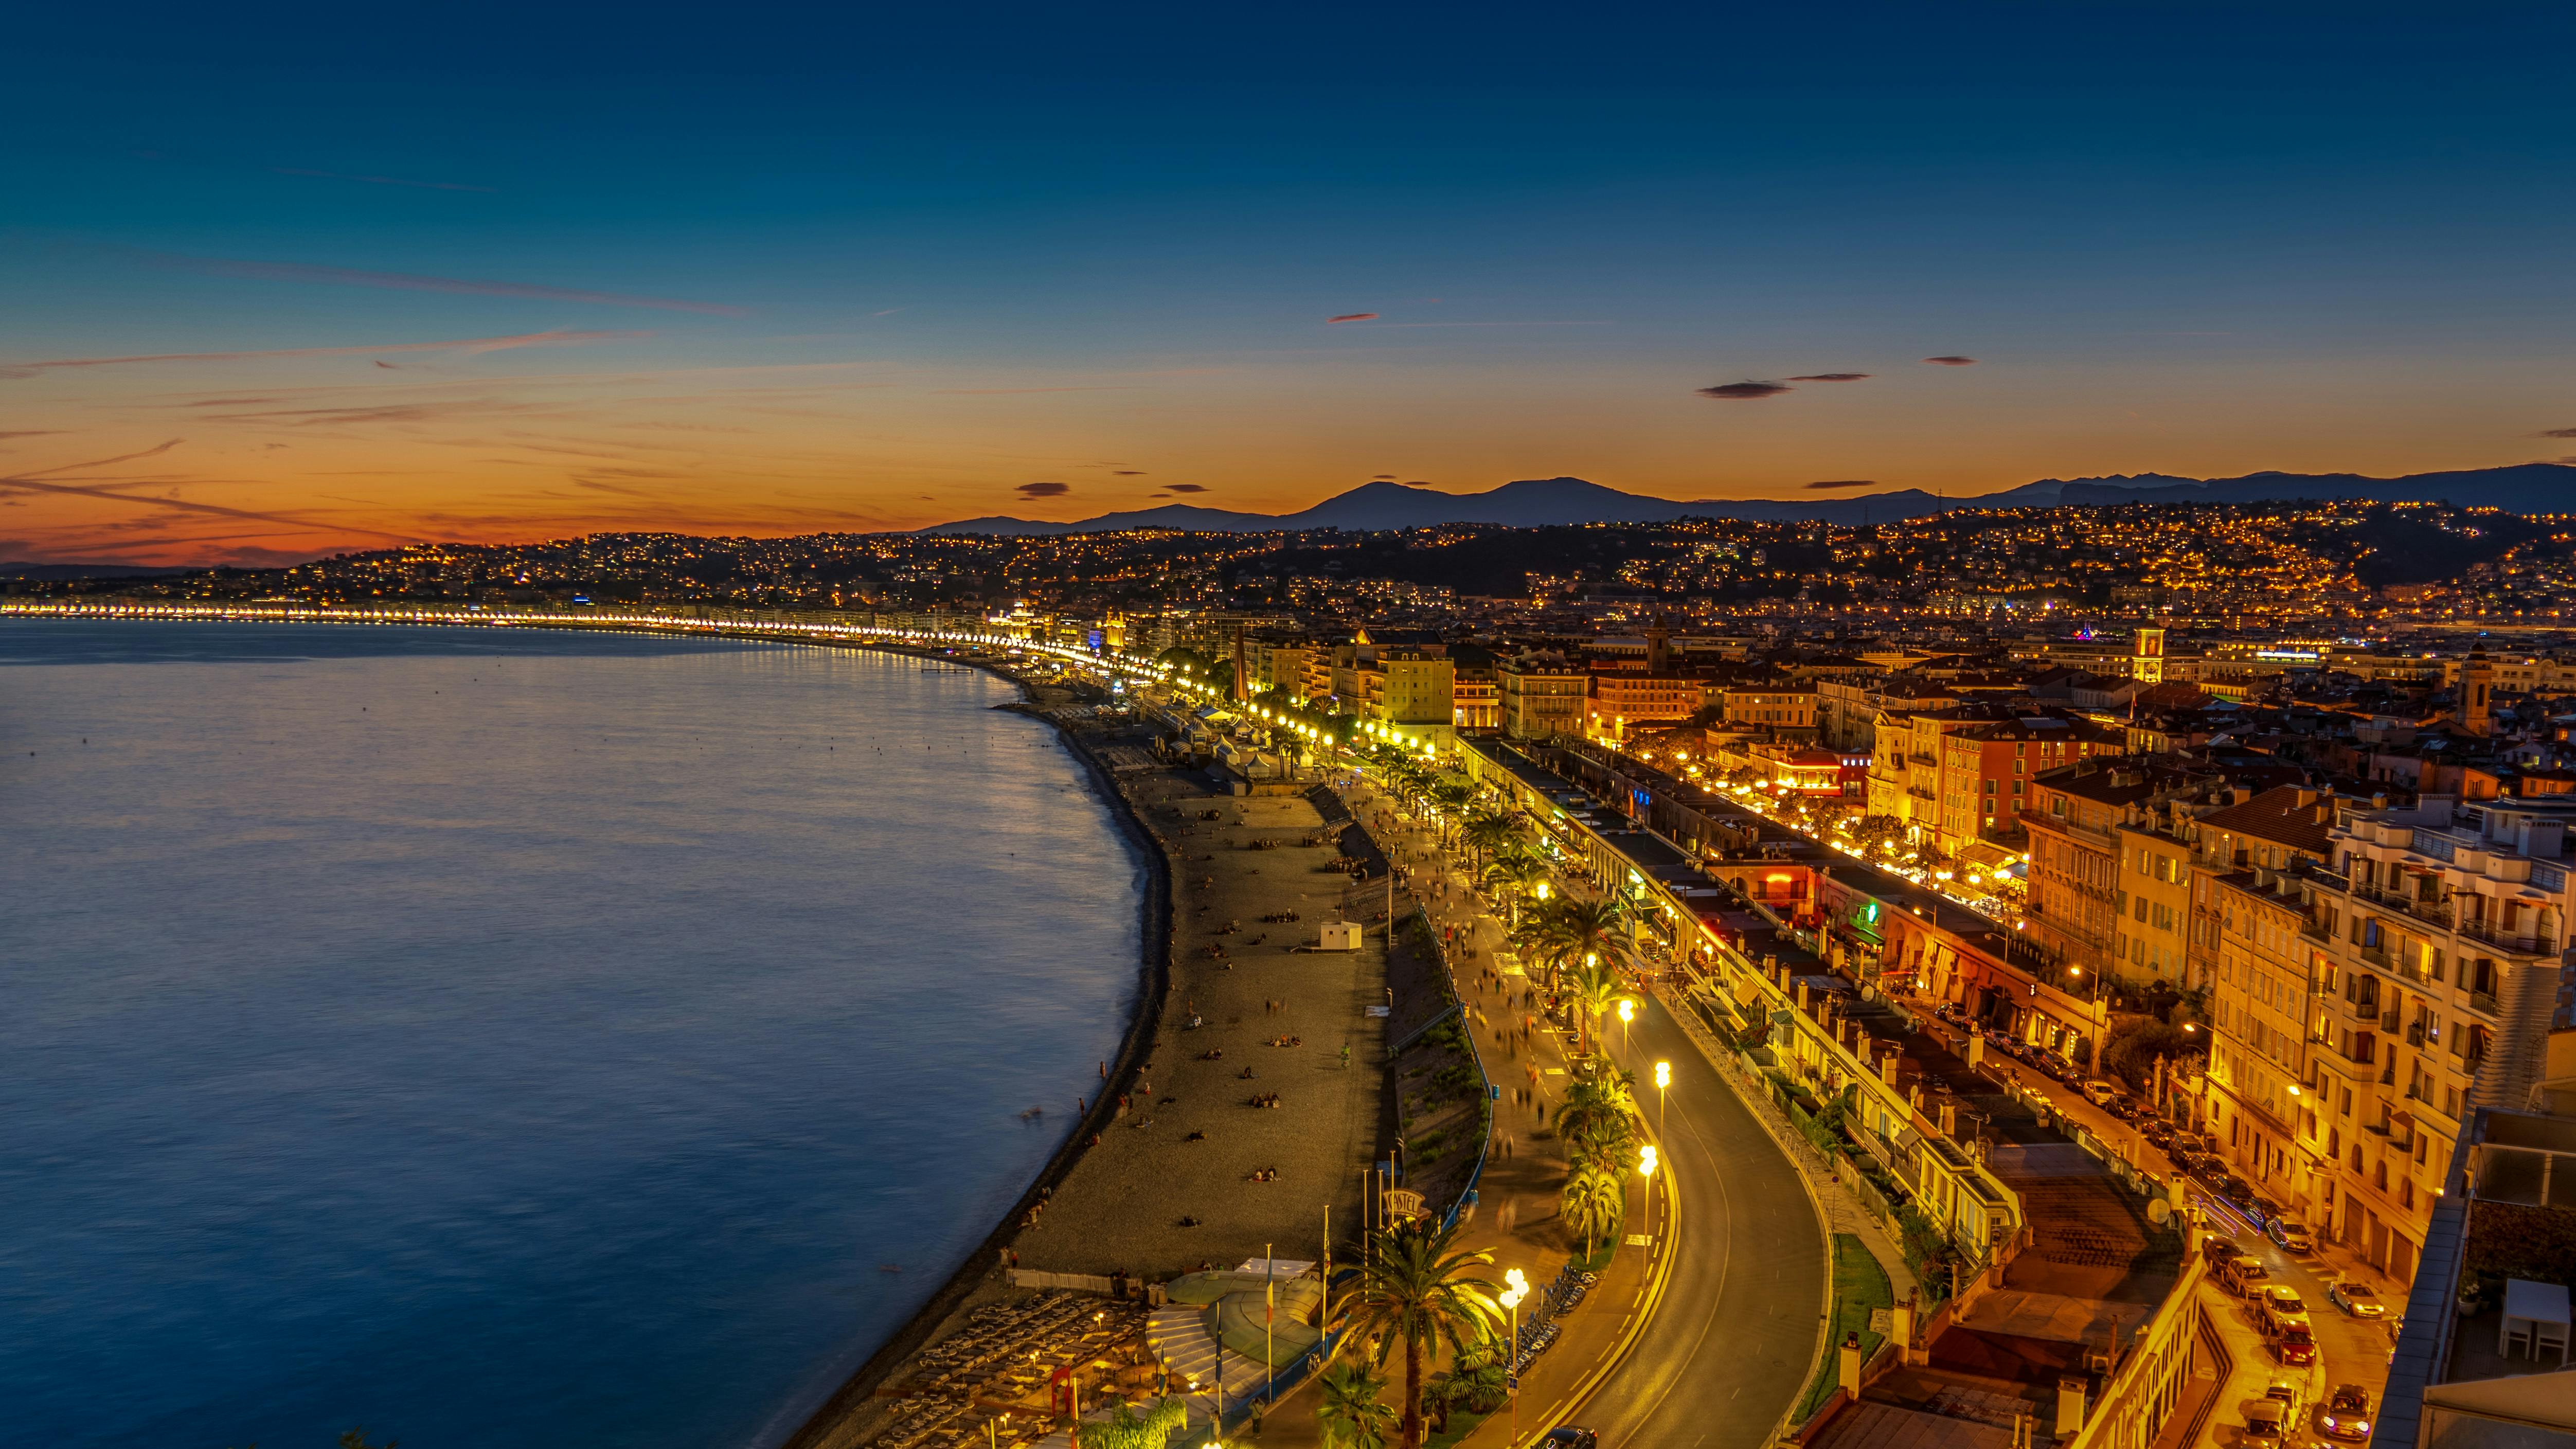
1582,997,1831,1449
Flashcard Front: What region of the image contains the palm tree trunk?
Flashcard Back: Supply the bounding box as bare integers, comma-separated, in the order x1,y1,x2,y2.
1401,1335,1424,1449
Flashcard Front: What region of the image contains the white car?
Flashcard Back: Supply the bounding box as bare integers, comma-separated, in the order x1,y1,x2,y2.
2081,1079,2118,1106
2330,1281,2388,1318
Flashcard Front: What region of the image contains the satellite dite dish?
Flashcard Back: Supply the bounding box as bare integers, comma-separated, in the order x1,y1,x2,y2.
2148,1198,2174,1226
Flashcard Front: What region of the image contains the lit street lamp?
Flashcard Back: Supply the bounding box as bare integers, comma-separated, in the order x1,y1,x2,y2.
1654,1060,1670,1141
1638,1143,1659,1236
1618,997,1635,1054
1499,1267,1529,1449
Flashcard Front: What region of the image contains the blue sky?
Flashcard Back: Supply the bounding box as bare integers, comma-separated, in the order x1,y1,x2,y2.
4,2,2572,561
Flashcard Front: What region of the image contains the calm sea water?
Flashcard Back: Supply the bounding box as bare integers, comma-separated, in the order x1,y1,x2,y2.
0,620,1143,1449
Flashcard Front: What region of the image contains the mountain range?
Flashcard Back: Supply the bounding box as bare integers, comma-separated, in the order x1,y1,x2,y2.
918,462,2576,536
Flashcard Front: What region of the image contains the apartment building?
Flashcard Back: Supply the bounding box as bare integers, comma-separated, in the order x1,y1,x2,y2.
1452,668,1498,731
2295,795,2576,1278
2022,760,2213,987
1378,652,1456,728
1935,713,2124,854
1585,671,1702,741
1867,709,1972,834
1496,652,1589,741
1720,684,1818,732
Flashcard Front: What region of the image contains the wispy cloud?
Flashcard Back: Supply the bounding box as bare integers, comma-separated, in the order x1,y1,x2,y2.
934,386,1134,395
2537,427,2576,439
1788,372,1870,382
1921,355,1978,366
1803,479,1879,490
1697,381,1792,400
1114,469,1148,476
271,167,496,193
1,330,648,380
1327,313,1379,324
1163,484,1208,493
1016,481,1070,499
0,430,65,440
176,255,749,316
0,441,417,543
202,400,544,427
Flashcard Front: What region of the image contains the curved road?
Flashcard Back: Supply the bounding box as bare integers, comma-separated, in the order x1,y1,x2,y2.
1347,776,1829,1449
1587,997,1830,1449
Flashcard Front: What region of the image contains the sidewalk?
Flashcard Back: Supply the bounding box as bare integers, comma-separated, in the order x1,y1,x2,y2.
1262,781,1671,1449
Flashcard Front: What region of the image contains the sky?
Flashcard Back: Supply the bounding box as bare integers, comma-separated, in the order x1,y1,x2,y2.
4,2,2573,564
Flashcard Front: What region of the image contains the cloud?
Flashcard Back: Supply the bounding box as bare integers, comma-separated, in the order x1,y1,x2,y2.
2537,427,2576,439
202,399,542,427
1803,479,1879,490
1163,484,1208,494
1114,469,1148,476
1697,381,1792,400
1,330,648,380
0,430,64,440
176,255,748,316
934,386,1133,394
1327,313,1379,324
1372,475,1397,481
0,442,416,544
1787,373,1871,382
270,167,495,193
1016,481,1070,499
1921,355,1978,366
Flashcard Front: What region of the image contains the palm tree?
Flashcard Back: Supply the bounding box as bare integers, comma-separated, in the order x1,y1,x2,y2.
1553,1065,1639,1174
1559,1163,1625,1259
1562,954,1629,1056
1524,896,1632,989
1460,810,1514,866
1316,1362,1399,1449
1345,1215,1502,1449
1479,851,1548,928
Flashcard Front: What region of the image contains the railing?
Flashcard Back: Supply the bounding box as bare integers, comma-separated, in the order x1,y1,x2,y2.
2470,990,2501,1016
2460,918,2553,955
2301,919,2334,944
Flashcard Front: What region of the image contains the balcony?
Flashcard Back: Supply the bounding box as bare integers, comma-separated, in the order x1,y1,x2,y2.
2460,918,2557,956
2301,918,2335,944
2358,941,2392,969
2470,989,2501,1016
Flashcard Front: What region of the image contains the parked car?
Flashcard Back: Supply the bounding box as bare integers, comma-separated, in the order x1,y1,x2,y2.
2243,1388,2293,1443
2080,1078,2118,1105
2204,1236,2239,1269
2257,1284,2311,1332
2320,1383,2374,1441
1543,1429,1598,1449
2219,1253,2271,1296
2275,1319,2318,1367
2330,1281,2389,1318
2268,1218,2316,1254
2246,1195,2284,1231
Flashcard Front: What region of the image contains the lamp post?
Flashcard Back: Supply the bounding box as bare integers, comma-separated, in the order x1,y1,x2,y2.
1655,1060,1671,1142
1618,997,1635,1056
1499,1268,1529,1449
1638,1143,1659,1237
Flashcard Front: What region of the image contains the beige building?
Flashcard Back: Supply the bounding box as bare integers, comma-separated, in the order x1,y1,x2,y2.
2296,796,2576,1278
1497,652,1588,741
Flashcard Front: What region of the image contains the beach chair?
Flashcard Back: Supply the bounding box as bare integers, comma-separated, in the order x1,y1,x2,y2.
2542,1319,2571,1365
2505,1320,2536,1358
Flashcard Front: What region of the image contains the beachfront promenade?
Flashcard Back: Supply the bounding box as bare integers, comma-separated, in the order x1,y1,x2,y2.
1360,789,1832,1449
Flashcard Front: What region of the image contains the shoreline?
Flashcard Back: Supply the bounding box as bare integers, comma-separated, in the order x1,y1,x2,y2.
773,648,1177,1449
14,610,1328,1449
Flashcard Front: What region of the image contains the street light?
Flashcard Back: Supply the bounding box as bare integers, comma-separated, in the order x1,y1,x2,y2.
1638,1143,1659,1236
1499,1268,1529,1449
1655,1060,1670,1141
1618,997,1635,1054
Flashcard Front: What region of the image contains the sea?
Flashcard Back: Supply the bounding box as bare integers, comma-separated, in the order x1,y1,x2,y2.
0,619,1145,1449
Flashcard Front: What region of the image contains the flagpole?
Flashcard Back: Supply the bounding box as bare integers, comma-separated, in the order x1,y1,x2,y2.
1264,1241,1275,1410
